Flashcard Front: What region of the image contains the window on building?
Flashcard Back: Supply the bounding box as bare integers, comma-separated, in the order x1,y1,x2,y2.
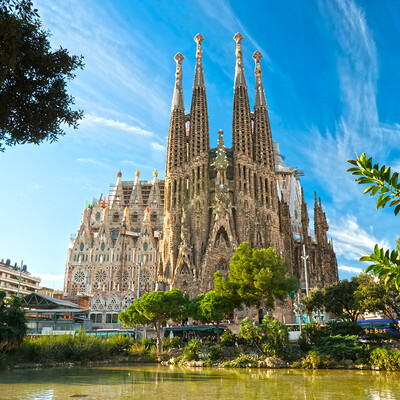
106,313,112,323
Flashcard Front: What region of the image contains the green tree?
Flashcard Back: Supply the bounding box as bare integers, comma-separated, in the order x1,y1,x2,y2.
355,274,400,326
215,242,298,310
347,153,400,286
119,289,187,353
0,0,84,151
0,291,27,351
322,278,361,322
189,291,234,343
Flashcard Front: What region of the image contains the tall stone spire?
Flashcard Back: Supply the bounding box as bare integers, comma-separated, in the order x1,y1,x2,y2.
171,53,184,111
253,51,267,108
252,51,274,170
193,33,205,88
233,33,247,87
314,192,329,247
189,34,209,159
232,33,252,159
166,53,186,175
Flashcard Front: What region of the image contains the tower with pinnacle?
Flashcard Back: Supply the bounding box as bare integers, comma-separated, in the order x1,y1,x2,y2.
64,33,338,326
157,33,338,308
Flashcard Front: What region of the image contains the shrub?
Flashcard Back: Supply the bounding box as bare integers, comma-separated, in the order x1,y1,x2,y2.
107,334,134,354
162,336,182,350
260,316,289,357
370,348,400,371
299,322,329,349
298,351,330,369
207,344,222,361
183,339,202,361
232,354,258,368
317,335,370,363
220,331,237,348
326,320,363,336
129,338,155,355
239,316,289,357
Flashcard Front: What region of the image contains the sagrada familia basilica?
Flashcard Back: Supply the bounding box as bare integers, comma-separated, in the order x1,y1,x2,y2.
64,34,338,326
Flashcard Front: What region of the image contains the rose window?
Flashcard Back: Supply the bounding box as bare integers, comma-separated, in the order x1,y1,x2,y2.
95,270,107,283
140,270,151,291
74,270,85,284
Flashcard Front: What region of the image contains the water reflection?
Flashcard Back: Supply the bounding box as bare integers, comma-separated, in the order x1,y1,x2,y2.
1,365,400,400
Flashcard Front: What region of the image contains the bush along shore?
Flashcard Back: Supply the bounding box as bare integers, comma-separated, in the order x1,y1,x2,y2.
3,320,400,371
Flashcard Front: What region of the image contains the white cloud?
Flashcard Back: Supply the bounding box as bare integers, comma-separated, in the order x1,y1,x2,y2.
28,184,42,190
329,214,390,261
338,265,363,274
82,114,155,136
151,142,166,151
76,157,108,167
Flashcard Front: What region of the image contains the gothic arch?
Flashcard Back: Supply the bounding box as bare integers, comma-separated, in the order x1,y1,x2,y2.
214,226,229,247
256,231,262,246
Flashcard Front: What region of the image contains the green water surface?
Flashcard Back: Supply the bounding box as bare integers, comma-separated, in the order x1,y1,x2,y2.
1,364,399,399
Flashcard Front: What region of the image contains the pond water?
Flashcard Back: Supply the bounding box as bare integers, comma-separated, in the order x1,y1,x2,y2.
1,364,400,400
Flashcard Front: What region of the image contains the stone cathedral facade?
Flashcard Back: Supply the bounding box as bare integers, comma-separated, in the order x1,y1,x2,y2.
64,34,338,326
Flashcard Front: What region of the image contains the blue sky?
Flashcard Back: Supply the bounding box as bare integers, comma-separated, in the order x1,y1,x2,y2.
1,0,399,289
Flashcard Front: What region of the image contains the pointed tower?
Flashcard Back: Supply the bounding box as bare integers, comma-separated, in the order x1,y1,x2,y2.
314,192,329,247
166,53,186,177
300,188,310,242
232,33,252,160
159,52,188,290
189,34,209,159
188,34,210,203
164,53,187,212
110,169,123,209
252,51,274,171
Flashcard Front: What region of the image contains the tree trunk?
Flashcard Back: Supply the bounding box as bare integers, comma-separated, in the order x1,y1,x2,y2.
156,321,162,353
215,323,220,344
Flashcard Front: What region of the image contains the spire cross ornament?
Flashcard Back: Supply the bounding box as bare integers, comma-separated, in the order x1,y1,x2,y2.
194,33,204,57
233,32,243,58
174,53,184,78
253,51,262,77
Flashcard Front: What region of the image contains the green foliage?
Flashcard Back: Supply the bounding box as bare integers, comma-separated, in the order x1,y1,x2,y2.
162,336,182,350
355,274,400,325
322,277,361,321
4,331,137,364
239,316,288,357
369,348,400,371
224,354,258,368
347,153,400,214
128,338,155,356
360,245,400,288
220,330,237,348
215,242,298,309
119,289,187,352
259,316,288,357
189,291,234,343
296,350,330,369
106,334,134,353
326,320,363,337
347,154,400,285
317,335,370,363
303,289,324,315
183,339,202,361
299,322,329,350
0,0,84,151
0,292,27,352
207,344,222,361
